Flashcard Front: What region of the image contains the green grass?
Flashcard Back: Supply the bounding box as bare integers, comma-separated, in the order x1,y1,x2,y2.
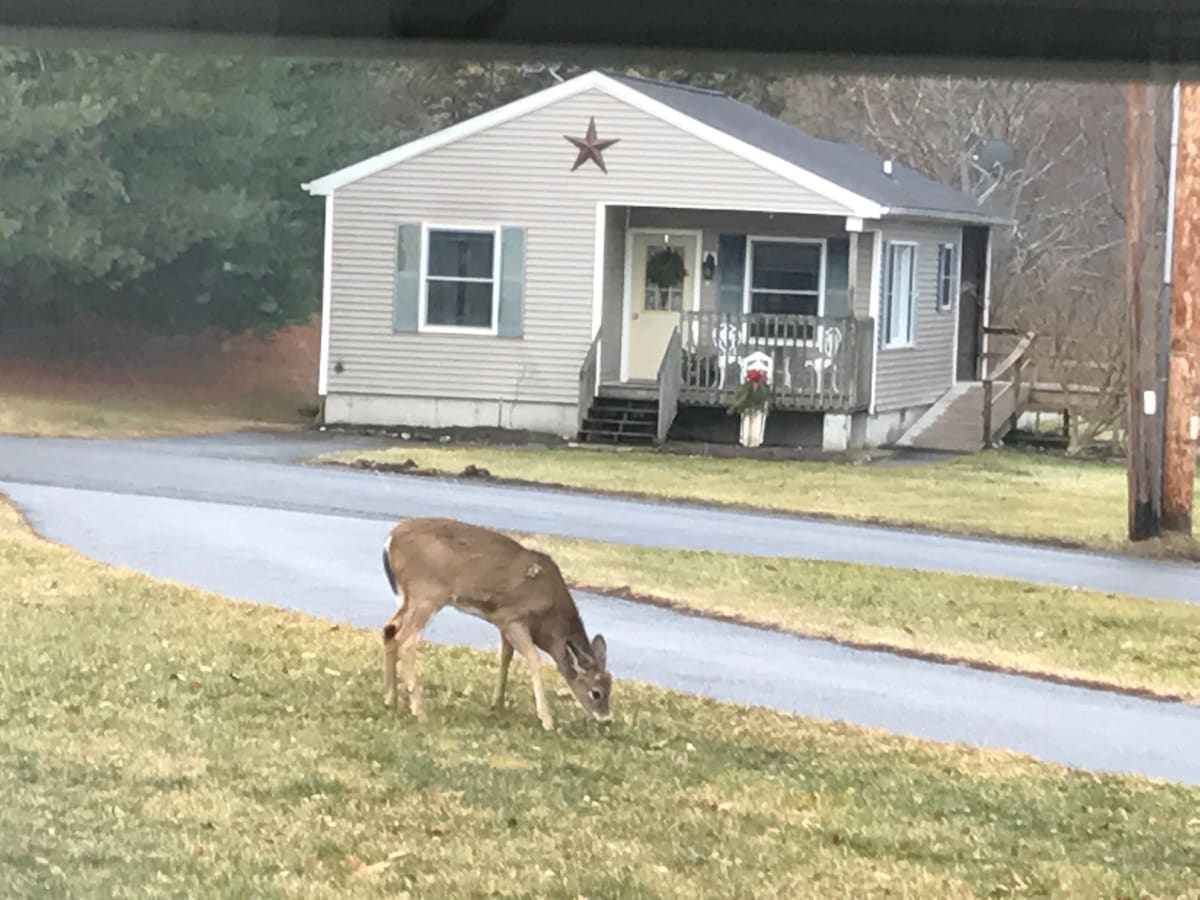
3,501,1200,898
0,391,307,439
319,445,1200,552
517,534,1200,703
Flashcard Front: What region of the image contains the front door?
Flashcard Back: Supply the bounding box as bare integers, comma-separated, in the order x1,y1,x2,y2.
626,232,697,380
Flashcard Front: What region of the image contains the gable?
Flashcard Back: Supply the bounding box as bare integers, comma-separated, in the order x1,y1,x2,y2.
333,87,864,217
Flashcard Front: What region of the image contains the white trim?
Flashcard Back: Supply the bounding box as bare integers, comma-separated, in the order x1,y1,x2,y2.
881,240,919,350
317,194,334,397
302,71,885,219
845,216,864,233
743,235,827,317
981,229,995,379
612,199,878,217
596,77,882,218
620,228,703,382
591,203,606,338
867,229,883,414
950,231,964,384
417,223,502,335
303,74,597,195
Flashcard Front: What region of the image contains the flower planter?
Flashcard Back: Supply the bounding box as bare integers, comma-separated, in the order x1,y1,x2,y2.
739,407,768,448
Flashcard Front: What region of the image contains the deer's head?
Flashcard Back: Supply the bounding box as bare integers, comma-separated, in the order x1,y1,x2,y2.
562,634,612,722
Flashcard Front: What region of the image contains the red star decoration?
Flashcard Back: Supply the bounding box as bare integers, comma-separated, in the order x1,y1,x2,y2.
564,117,619,173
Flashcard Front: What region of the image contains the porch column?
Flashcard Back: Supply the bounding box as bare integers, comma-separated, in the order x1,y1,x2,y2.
847,231,859,314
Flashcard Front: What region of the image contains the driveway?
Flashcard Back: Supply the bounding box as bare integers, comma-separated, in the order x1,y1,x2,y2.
1,431,1198,604
3,431,1200,784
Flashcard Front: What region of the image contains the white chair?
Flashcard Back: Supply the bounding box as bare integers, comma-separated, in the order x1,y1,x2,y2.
804,326,843,395
712,322,741,390
739,350,775,386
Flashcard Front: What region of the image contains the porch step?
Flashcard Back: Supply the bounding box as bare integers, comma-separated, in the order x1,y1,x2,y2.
578,393,661,446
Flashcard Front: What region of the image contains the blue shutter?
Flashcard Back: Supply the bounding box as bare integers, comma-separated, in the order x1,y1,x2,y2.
497,226,526,338
393,224,421,332
717,233,746,315
825,237,850,317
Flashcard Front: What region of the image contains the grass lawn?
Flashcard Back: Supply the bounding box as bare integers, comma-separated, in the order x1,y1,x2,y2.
318,445,1200,553
0,391,306,439
3,503,1200,897
517,534,1200,704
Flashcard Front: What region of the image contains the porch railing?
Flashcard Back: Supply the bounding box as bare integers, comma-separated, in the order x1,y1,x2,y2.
656,327,683,444
577,332,601,433
678,311,872,411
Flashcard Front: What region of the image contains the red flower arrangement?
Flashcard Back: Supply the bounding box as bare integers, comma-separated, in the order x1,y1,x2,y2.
727,366,772,415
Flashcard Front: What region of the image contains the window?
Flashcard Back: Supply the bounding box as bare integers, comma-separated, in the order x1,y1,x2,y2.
883,242,916,348
747,240,822,317
643,244,685,312
422,227,499,330
936,243,957,311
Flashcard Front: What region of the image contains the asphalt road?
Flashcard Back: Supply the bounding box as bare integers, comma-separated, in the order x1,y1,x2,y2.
1,431,1198,603
2,431,1200,784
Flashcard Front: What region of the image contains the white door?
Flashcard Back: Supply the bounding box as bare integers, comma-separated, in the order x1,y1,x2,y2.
626,232,697,380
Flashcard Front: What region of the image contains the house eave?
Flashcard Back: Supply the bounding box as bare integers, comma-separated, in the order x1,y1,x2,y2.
880,206,1015,228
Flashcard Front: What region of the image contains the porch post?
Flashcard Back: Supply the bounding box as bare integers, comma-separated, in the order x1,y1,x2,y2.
847,231,859,314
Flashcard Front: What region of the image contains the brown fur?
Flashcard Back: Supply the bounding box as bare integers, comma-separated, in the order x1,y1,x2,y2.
380,517,612,730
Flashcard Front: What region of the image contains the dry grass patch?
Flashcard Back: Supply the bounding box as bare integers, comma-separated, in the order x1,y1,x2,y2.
2,500,1199,898
518,535,1200,703
0,392,303,439
319,445,1199,552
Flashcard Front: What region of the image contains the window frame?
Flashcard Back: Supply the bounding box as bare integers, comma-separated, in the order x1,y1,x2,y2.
418,223,503,335
882,240,918,349
936,241,957,313
742,236,828,319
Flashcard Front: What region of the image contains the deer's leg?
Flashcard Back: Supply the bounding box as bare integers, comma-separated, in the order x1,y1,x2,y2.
491,635,514,710
504,626,553,731
382,609,404,712
395,600,438,719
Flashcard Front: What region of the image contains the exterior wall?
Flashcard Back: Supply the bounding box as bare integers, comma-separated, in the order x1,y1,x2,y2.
625,208,872,316
325,88,857,415
872,220,965,413
325,391,577,436
599,206,627,383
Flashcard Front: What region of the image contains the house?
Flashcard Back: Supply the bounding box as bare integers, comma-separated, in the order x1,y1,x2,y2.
302,69,1010,451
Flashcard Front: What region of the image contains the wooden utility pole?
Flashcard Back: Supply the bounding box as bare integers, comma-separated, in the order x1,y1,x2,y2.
1125,82,1162,541
1163,82,1200,535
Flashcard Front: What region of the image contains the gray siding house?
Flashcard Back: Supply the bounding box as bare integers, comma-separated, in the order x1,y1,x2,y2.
303,70,1007,450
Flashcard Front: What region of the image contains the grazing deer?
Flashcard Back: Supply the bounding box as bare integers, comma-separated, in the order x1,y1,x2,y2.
380,517,612,731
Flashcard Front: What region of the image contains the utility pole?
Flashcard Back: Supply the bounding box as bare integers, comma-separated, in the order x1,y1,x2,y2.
1163,81,1200,535
1125,82,1162,541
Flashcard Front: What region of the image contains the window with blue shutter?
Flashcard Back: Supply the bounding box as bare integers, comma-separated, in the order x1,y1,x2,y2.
825,237,851,317
497,226,526,338
392,223,421,333
716,233,746,315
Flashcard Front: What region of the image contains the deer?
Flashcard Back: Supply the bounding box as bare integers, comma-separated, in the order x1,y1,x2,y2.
379,516,612,731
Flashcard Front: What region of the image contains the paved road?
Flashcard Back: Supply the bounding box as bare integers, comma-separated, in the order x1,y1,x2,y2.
7,479,1200,785
3,431,1200,783
1,431,1198,603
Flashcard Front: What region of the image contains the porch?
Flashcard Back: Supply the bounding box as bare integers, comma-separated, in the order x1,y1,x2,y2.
578,309,873,446
577,204,878,445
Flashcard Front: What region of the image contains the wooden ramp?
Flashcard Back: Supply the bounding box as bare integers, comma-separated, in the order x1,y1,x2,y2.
895,381,1023,452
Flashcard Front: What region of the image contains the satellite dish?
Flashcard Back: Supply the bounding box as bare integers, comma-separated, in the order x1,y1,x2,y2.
972,138,1015,173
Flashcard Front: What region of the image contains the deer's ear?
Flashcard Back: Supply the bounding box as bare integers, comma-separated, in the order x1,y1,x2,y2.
591,634,607,669
564,640,586,675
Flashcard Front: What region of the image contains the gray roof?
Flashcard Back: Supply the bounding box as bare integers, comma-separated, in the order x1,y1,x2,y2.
604,71,1001,224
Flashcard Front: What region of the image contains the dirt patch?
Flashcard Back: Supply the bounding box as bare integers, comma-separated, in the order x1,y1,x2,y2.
0,313,320,423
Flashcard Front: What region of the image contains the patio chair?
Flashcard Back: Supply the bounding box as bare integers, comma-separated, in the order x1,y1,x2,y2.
803,325,843,395
712,322,742,390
